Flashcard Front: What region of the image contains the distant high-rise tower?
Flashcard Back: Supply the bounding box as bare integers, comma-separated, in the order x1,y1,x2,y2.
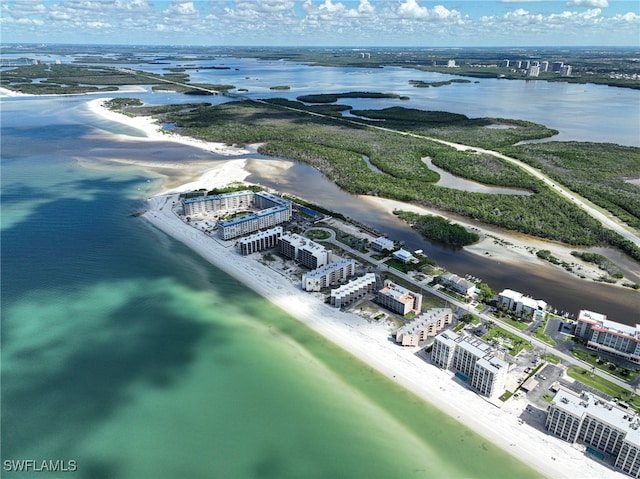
561,65,572,77
551,61,564,73
540,61,549,72
500,59,510,68
527,65,540,77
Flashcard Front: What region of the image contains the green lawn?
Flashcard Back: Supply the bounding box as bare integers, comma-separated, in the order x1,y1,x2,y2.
540,353,560,365
484,324,533,356
567,367,640,411
571,349,639,383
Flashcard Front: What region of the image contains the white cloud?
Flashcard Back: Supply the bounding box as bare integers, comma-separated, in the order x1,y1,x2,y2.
567,0,609,7
397,0,429,19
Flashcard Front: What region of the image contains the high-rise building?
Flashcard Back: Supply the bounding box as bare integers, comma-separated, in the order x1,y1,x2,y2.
376,280,422,316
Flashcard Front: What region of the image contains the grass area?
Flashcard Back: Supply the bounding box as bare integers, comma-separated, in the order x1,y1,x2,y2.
305,229,331,241
540,353,560,365
532,315,556,346
571,348,639,383
542,394,554,403
453,323,467,333
499,390,514,402
567,367,640,411
492,314,529,331
484,323,533,356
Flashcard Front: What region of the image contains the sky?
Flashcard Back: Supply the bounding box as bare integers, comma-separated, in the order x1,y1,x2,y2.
1,0,639,47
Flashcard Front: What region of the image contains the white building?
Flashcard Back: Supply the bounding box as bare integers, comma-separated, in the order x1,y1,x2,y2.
330,273,377,308
376,280,422,316
432,331,508,398
238,226,283,255
219,206,291,240
302,259,356,292
370,237,395,252
183,190,293,240
498,289,547,319
395,308,453,346
527,65,540,77
561,65,573,77
392,249,415,264
546,387,640,478
439,272,475,297
575,310,640,364
279,233,332,270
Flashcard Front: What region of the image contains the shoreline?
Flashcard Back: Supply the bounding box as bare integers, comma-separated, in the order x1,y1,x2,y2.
86,98,638,289
143,192,621,479
88,98,626,477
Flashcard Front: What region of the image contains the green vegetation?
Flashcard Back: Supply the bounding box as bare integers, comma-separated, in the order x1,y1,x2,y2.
305,229,331,241
270,85,291,90
571,251,623,278
484,323,533,356
206,184,263,195
349,106,558,149
120,99,638,256
297,91,408,103
458,313,481,326
542,394,555,403
571,349,639,383
499,390,514,402
409,79,471,88
395,211,480,247
104,98,143,109
475,283,495,303
502,141,640,261
540,353,560,365
492,313,529,331
567,367,640,411
532,316,555,346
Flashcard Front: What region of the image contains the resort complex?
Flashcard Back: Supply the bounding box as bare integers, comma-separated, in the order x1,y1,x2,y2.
169,184,640,478
182,190,293,240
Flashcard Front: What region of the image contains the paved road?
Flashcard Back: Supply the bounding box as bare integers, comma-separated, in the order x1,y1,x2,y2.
313,226,637,395
115,66,639,248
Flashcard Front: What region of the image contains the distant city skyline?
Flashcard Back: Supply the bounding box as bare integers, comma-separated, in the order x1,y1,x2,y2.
1,0,639,47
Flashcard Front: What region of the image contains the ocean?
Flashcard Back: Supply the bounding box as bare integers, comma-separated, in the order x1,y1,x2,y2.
2,48,639,478
0,96,541,478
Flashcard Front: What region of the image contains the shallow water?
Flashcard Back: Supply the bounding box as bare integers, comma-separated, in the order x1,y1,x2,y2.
1,94,541,478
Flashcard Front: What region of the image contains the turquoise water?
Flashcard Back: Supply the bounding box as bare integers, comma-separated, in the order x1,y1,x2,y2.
1,98,543,478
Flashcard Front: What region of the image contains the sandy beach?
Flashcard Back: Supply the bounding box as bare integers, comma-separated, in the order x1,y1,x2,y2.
86,98,630,477
142,192,623,479
86,98,638,288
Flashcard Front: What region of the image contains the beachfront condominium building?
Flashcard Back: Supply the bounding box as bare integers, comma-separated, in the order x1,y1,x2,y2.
302,259,356,292
395,308,453,346
182,190,293,240
330,273,377,308
238,226,283,255
431,331,508,398
546,387,640,478
574,310,640,364
439,272,476,297
376,280,422,316
497,289,547,320
219,206,291,240
182,190,255,216
278,233,332,270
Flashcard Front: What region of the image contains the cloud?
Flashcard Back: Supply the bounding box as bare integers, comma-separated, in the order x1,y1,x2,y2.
567,0,609,7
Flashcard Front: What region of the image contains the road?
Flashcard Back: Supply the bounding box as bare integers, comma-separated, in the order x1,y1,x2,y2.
114,65,640,249
313,226,637,395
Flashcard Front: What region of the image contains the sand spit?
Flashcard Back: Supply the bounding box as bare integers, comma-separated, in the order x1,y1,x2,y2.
143,193,623,479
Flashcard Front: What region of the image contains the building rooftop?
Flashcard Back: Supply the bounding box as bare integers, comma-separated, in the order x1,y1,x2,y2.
579,310,640,340
304,259,354,279
219,205,290,227
184,190,254,204
551,387,640,447
397,308,452,335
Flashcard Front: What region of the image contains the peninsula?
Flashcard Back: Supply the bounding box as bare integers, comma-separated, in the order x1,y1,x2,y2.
91,99,639,479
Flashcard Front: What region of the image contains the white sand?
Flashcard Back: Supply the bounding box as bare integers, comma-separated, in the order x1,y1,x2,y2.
86,98,629,475
86,98,250,156
143,193,623,479
361,195,638,286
